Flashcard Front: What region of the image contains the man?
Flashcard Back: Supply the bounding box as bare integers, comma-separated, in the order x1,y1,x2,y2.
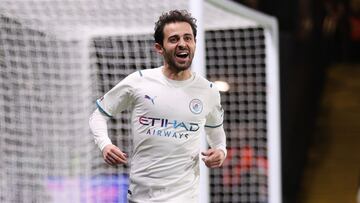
89,10,227,202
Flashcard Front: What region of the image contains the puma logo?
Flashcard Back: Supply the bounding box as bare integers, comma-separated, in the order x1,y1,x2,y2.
144,95,156,104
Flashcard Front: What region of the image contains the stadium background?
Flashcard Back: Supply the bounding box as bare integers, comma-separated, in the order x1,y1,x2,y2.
239,0,360,202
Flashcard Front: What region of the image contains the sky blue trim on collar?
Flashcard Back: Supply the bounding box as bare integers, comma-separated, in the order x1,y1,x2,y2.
96,100,112,118
205,123,223,128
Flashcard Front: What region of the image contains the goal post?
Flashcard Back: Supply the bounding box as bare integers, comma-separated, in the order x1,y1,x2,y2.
0,0,281,202
193,0,281,202
189,1,210,203
204,1,282,203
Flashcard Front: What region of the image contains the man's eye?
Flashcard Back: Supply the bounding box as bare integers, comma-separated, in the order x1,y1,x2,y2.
169,38,177,43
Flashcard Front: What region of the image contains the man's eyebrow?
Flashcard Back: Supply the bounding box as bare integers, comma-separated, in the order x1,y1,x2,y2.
170,33,193,37
168,34,179,38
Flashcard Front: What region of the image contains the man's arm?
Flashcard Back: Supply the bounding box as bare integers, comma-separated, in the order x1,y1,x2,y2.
89,109,127,165
202,127,227,168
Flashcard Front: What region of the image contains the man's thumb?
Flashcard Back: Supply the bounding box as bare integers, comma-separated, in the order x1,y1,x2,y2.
201,151,208,156
201,149,213,156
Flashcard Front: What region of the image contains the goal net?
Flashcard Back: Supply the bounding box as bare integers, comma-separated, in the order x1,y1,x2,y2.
0,0,280,202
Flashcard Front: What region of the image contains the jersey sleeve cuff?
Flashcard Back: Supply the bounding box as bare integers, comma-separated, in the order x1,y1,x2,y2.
97,138,112,151
215,145,227,158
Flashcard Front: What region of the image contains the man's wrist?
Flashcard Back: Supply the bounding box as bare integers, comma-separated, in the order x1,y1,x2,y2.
99,140,112,151
217,147,227,158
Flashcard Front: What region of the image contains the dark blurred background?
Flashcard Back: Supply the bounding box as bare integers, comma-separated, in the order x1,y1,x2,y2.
231,0,360,203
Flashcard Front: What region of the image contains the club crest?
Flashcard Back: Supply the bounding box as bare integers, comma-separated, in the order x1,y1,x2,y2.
189,99,203,114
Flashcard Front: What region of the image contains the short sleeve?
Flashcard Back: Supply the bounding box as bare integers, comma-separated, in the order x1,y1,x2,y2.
96,72,138,117
205,91,224,128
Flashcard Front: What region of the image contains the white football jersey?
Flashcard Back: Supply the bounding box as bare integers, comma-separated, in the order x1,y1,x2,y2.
96,67,224,202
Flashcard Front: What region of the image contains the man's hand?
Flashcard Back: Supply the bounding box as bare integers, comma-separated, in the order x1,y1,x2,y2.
201,148,226,168
102,144,127,166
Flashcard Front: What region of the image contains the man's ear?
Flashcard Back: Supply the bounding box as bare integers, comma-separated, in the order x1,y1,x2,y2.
154,43,163,55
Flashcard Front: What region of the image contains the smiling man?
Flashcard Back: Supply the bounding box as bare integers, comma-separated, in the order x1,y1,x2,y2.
154,20,195,79
89,10,227,203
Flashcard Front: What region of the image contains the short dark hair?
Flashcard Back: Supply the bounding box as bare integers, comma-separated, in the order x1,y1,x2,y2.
154,10,197,45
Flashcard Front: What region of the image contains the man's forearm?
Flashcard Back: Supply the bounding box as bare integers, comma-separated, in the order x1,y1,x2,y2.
89,109,112,151
205,127,227,157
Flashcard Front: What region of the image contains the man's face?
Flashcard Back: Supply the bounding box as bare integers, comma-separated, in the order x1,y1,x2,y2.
156,22,196,72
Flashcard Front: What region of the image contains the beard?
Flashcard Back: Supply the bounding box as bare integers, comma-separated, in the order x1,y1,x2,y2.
163,47,194,72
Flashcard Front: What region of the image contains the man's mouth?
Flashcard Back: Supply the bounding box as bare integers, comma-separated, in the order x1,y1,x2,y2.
176,52,189,59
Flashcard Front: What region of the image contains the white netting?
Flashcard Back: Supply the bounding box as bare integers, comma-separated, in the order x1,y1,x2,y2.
0,0,277,202
206,28,268,203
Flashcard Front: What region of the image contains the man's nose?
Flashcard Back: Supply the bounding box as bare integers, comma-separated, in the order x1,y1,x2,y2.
178,38,186,48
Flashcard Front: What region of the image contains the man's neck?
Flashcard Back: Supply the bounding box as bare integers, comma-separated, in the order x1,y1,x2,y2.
162,65,192,81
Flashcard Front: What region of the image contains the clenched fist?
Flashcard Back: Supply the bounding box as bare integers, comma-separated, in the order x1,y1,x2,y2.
102,144,127,166
201,148,226,168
